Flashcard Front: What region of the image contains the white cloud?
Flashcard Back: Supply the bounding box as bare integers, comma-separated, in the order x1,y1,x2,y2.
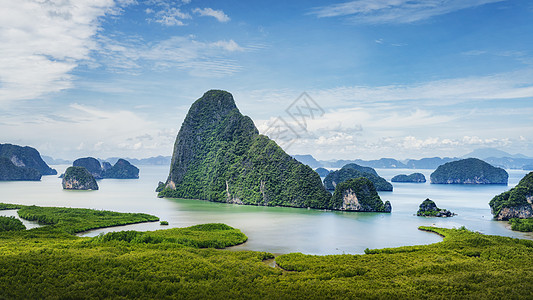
0,0,115,102
310,0,505,24
309,69,533,108
193,8,230,22
98,35,245,76
151,7,191,26
0,103,176,159
211,40,244,52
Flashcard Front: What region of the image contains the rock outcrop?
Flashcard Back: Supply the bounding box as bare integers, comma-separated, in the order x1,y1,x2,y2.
104,159,139,179
417,199,454,217
62,167,99,190
490,172,533,220
158,90,332,209
430,158,508,184
324,164,393,191
0,157,41,181
391,173,426,183
330,178,391,212
73,157,104,179
68,157,139,179
0,143,56,176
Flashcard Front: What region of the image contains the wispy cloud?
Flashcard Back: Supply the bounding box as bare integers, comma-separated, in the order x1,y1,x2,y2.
96,35,245,76
148,7,191,26
309,0,505,24
0,0,115,102
193,8,230,22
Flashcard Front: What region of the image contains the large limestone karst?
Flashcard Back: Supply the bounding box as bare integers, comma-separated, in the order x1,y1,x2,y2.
0,144,56,176
489,172,533,220
157,90,332,208
430,158,508,184
323,163,393,191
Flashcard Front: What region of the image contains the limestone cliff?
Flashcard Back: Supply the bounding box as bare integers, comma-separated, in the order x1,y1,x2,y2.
0,143,56,176
62,167,99,190
330,177,391,212
0,157,41,181
104,159,139,179
490,172,533,220
73,157,104,179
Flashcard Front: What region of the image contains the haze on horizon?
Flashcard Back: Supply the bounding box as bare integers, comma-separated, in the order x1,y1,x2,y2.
1,0,532,161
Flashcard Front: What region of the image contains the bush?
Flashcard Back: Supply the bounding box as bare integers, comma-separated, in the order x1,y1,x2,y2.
0,216,26,231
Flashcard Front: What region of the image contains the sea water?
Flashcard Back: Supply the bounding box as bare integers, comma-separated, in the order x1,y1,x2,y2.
0,165,531,255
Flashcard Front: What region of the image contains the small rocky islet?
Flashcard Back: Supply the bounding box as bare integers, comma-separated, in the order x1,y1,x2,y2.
391,173,426,183
331,177,391,212
417,199,455,217
62,166,99,190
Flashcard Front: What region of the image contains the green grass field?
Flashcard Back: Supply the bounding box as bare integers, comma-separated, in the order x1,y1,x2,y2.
1,203,532,299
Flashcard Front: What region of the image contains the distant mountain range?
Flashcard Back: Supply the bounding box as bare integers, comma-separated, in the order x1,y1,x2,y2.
43,155,172,166
462,148,529,159
41,147,533,170
293,148,533,170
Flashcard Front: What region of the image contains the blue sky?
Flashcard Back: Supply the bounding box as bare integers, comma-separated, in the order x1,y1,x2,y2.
1,0,532,160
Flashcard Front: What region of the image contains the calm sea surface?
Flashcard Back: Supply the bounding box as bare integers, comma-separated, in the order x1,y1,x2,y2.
1,165,531,255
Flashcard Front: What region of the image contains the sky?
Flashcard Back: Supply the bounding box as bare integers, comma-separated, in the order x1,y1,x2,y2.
1,0,532,161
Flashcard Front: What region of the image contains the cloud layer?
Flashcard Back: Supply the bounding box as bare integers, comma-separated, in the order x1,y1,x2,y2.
0,0,114,102
310,0,505,24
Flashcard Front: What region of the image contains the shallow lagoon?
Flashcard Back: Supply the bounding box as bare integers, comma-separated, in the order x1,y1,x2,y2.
1,165,531,255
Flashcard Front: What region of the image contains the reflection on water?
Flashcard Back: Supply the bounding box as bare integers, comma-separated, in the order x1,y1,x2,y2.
0,165,531,255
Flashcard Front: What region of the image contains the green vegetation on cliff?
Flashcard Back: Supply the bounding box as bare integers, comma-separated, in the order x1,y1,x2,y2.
62,166,99,190
73,157,104,178
0,205,532,299
489,172,533,223
0,157,41,181
417,198,454,217
158,90,331,208
323,163,393,191
391,172,426,183
430,158,508,184
330,178,391,212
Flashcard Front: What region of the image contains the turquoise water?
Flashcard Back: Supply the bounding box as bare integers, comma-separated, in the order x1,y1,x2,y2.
0,165,531,255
